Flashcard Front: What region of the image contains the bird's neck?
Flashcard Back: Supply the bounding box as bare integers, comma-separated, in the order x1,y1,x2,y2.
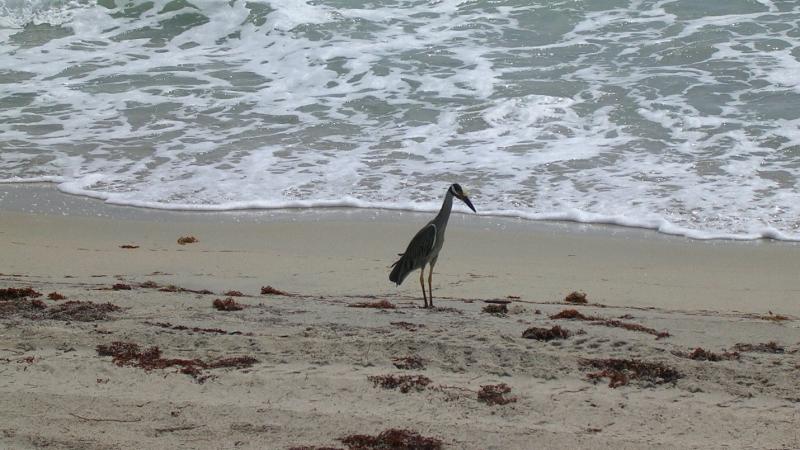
434,190,454,227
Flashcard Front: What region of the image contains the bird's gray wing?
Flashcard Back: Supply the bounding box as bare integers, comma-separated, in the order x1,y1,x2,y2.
389,223,436,284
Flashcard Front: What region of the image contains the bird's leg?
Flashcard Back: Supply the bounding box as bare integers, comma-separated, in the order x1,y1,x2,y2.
419,267,428,308
428,267,434,308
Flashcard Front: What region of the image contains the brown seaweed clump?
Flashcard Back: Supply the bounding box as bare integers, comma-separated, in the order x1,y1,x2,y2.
392,355,426,370
119,244,139,249
1,298,120,321
565,291,588,304
675,347,740,361
223,290,244,297
349,300,396,309
96,341,257,382
477,383,517,405
521,325,572,341
367,374,431,393
482,303,508,315
581,358,682,388
213,298,244,311
46,301,121,321
47,292,66,300
732,342,785,354
112,283,132,290
177,236,198,245
159,285,214,295
0,287,42,300
261,285,291,296
550,308,670,339
340,429,443,450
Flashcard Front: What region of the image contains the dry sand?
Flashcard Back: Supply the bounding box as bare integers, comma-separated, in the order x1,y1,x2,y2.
1,187,799,449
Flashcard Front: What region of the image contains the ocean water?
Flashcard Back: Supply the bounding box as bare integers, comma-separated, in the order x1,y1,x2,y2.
1,0,799,240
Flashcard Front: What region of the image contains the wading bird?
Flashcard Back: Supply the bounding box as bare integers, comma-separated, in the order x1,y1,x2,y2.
389,183,476,308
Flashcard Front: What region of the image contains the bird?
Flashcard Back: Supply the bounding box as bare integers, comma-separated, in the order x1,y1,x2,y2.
389,183,476,308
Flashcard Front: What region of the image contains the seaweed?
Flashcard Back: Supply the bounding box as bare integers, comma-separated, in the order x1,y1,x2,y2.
140,280,159,288
477,383,517,405
177,236,198,245
1,298,119,321
159,285,214,295
349,300,396,309
521,325,572,341
0,287,42,300
47,292,66,300
261,285,291,296
674,347,740,361
367,374,431,393
119,245,139,249
392,355,426,370
213,298,244,311
550,308,670,339
732,341,784,353
112,283,132,290
45,301,121,321
482,304,507,315
581,358,682,388
565,291,588,304
144,321,250,336
223,290,244,297
288,447,343,450
96,341,257,382
340,429,442,450
759,312,790,322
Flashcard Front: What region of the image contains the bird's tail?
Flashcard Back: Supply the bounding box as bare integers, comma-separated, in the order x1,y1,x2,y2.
389,253,412,285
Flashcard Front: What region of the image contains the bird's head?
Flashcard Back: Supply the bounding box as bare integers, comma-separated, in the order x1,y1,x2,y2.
449,183,476,213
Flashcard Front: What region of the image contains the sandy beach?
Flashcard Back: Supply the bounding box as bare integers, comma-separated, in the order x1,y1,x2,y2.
1,186,799,449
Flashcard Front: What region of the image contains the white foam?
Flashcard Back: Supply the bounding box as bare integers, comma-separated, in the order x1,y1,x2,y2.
2,0,800,242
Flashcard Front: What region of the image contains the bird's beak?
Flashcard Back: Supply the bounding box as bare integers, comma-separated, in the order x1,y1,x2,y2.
460,195,476,213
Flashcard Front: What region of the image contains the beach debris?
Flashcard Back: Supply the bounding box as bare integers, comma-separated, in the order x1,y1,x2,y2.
550,308,670,339
732,341,784,353
46,301,121,322
521,325,573,341
159,285,214,295
0,287,42,300
759,311,790,322
144,321,251,336
213,297,244,311
47,292,66,300
674,347,740,361
1,297,120,321
565,291,588,304
507,295,521,299
140,280,159,288
482,303,508,315
367,374,431,393
112,283,132,290
392,355,426,370
223,290,245,297
477,383,517,405
96,341,257,383
390,321,425,332
581,358,682,388
119,244,139,249
177,236,198,245
261,285,292,296
349,300,396,309
339,429,443,450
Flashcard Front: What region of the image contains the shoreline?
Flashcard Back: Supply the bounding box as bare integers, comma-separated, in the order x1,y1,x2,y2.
1,184,798,316
2,182,798,242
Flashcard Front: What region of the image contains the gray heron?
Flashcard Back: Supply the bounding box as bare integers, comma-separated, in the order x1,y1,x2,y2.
389,183,476,308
